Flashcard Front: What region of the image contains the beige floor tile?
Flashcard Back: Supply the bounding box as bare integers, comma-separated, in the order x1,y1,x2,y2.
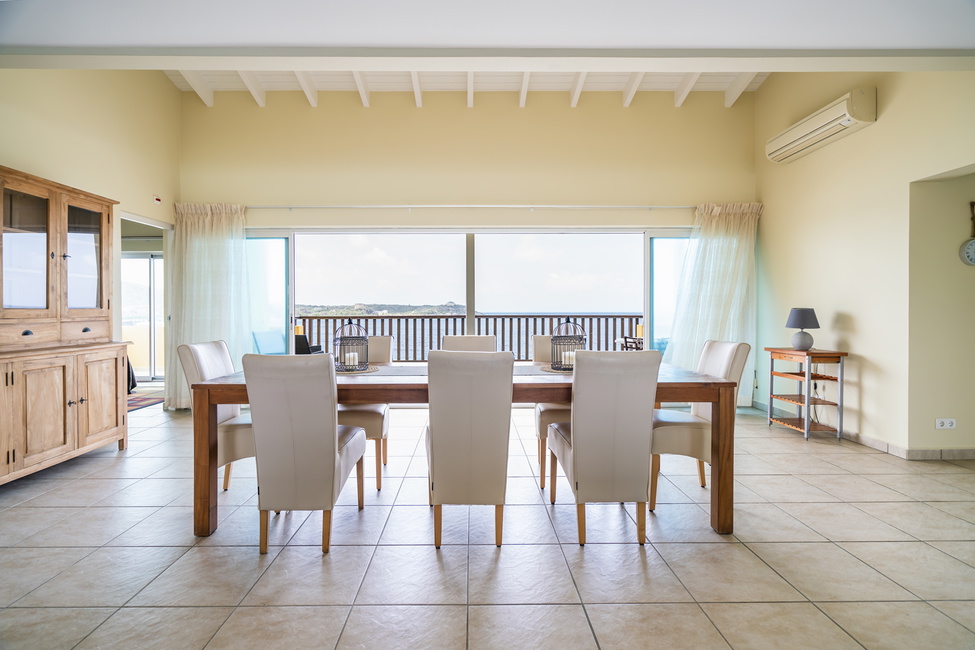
503,476,547,504
550,503,642,544
355,545,468,605
339,605,466,650
468,504,558,545
930,501,975,525
736,474,841,502
562,543,693,603
468,544,579,604
776,502,915,541
196,505,310,547
19,477,138,507
106,505,203,546
128,546,279,607
854,501,975,540
823,454,922,474
208,606,350,649
94,477,192,507
85,456,178,479
468,604,597,650
654,543,804,602
702,602,861,649
866,474,975,501
377,504,469,545
0,607,115,650
746,542,917,601
839,541,975,600
0,478,70,507
242,545,374,606
0,506,77,545
669,474,768,504
647,474,695,505
288,505,392,547
334,476,403,507
930,601,975,634
16,506,158,547
730,503,827,542
820,601,975,649
929,540,975,567
732,453,792,475
934,474,975,493
75,606,234,650
757,452,850,474
0,547,93,606
647,503,737,543
587,603,729,649
796,473,912,501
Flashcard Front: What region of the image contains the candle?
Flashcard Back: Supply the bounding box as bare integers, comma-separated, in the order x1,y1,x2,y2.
562,350,575,367
294,325,304,335
344,352,359,367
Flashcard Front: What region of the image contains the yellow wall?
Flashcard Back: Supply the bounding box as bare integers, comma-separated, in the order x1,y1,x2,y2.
754,72,975,453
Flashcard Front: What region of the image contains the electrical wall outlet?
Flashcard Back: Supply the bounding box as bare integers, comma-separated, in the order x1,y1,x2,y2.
936,418,957,429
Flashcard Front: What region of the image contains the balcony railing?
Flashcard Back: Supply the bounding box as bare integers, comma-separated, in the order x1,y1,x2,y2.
296,314,643,362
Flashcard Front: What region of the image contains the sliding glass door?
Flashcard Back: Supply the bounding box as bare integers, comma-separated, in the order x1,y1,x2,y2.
121,253,165,380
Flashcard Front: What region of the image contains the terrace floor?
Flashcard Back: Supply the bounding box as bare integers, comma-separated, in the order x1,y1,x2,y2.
2,405,975,648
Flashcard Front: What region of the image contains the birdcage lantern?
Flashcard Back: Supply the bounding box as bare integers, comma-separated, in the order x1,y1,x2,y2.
550,318,587,371
333,319,369,371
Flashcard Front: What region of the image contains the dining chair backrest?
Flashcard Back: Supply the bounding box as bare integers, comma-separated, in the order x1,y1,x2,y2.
570,350,661,503
690,340,751,421
177,340,241,424
441,335,497,352
242,353,348,512
427,350,514,505
532,335,552,363
367,336,393,363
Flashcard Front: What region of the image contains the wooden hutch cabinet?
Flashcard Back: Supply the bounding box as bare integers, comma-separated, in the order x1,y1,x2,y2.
0,165,127,484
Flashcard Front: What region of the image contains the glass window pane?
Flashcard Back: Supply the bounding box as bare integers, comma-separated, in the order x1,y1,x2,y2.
3,188,49,309
121,257,151,377
650,237,688,353
152,256,166,378
248,237,289,354
66,205,101,309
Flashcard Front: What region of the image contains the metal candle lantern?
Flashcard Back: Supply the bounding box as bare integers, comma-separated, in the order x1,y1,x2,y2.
550,318,586,371
333,319,369,371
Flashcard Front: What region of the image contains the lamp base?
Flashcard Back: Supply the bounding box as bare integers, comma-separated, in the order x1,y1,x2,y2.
791,330,814,351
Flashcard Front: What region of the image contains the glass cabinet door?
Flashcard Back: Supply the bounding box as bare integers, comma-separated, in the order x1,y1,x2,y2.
2,186,53,316
65,203,104,310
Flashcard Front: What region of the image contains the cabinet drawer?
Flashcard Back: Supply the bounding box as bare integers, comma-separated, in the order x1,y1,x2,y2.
60,320,111,344
0,321,60,349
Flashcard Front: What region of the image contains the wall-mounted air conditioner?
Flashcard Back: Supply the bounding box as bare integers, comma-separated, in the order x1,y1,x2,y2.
765,87,876,163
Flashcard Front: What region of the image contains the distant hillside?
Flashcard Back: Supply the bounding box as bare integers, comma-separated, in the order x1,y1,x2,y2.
296,302,467,316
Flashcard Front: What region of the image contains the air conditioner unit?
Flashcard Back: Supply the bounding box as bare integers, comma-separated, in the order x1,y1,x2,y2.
765,87,876,163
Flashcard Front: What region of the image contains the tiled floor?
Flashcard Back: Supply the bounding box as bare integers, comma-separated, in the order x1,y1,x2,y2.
3,405,975,648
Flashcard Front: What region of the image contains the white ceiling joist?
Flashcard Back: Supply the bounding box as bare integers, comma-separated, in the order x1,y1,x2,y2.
179,70,214,107
467,71,474,108
410,70,423,107
674,72,701,107
622,71,644,107
294,70,318,107
725,71,757,107
238,70,266,106
519,71,530,107
352,71,370,107
570,71,587,107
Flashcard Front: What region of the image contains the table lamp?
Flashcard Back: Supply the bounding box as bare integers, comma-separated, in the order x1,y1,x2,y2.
786,308,819,350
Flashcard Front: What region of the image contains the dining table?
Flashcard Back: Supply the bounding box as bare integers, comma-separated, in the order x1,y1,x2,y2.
190,361,738,536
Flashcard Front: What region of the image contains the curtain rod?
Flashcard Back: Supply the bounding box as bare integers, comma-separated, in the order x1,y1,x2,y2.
244,204,696,210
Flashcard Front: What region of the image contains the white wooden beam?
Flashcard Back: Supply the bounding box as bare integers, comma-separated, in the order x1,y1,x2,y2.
294,70,318,107
352,71,370,107
570,71,587,107
519,71,530,107
725,71,757,107
179,70,213,107
410,70,423,107
467,71,474,108
238,70,266,107
675,72,701,107
622,71,645,107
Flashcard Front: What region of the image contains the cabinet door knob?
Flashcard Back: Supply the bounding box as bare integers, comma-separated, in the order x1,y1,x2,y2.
62,253,71,260
79,397,87,404
67,400,76,407
21,330,33,336
82,327,91,333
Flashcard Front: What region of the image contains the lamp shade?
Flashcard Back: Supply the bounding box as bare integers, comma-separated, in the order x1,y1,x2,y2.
785,308,820,330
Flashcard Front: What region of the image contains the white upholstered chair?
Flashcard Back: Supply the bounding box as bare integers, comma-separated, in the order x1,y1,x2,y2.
531,334,570,490
177,341,255,491
548,350,661,545
441,335,497,351
338,335,392,490
242,353,366,554
425,350,514,548
649,340,751,510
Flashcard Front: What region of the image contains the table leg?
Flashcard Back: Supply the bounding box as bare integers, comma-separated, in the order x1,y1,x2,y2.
710,385,735,534
193,386,219,536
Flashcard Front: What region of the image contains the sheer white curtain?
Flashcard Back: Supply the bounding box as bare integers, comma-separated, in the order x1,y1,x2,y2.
663,202,762,406
164,203,251,409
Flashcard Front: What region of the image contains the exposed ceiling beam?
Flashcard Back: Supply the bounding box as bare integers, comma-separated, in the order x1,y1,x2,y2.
352,71,370,107
294,70,318,107
519,71,530,107
725,71,757,107
622,71,644,107
179,69,213,107
674,71,701,107
238,70,266,106
467,70,474,108
410,70,423,107
570,71,587,107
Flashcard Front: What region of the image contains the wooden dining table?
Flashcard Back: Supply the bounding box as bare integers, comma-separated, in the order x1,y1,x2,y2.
191,361,738,536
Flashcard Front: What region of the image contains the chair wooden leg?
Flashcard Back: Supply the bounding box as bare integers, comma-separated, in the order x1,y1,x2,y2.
495,504,503,547
259,509,269,554
356,457,364,510
636,502,646,545
322,509,332,553
698,460,707,488
382,437,388,464
549,450,558,504
375,439,383,490
649,454,661,511
538,438,547,489
433,504,443,548
222,463,232,491
577,503,586,545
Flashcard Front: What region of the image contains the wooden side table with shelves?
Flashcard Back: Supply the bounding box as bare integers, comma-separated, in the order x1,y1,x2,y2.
765,347,848,439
